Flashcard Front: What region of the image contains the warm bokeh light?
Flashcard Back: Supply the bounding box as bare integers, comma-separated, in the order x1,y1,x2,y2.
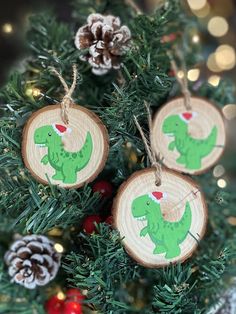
207,53,222,73
227,216,236,226
26,87,41,97
187,69,200,81
2,23,13,34
208,16,228,37
32,88,41,97
177,70,184,79
54,243,64,253
208,75,221,87
222,104,236,120
213,165,225,178
192,34,200,43
217,179,227,188
57,291,66,300
191,3,210,18
215,45,236,71
187,0,207,11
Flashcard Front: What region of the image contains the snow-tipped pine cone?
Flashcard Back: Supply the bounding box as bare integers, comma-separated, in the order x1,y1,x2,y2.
75,13,131,75
4,235,61,289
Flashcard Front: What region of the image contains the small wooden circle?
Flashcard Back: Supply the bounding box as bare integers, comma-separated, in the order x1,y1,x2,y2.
152,97,226,175
113,168,207,268
22,104,109,188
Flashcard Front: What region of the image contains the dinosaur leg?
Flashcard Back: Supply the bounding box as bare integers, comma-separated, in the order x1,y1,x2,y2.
153,245,166,254
165,243,181,259
52,170,63,181
62,164,77,184
185,153,201,170
176,155,186,165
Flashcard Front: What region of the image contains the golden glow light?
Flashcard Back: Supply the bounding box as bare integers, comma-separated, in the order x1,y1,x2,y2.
177,70,184,79
2,23,13,33
213,165,225,178
32,88,41,97
26,87,41,97
54,243,64,253
191,3,210,18
208,17,229,37
207,53,222,73
187,69,200,82
217,179,227,188
57,292,66,300
192,34,200,43
222,104,236,120
227,216,236,226
208,75,221,87
215,45,236,71
187,0,207,11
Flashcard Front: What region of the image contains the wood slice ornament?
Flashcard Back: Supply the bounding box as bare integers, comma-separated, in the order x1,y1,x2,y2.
22,66,109,188
113,167,207,267
152,96,226,175
22,105,108,188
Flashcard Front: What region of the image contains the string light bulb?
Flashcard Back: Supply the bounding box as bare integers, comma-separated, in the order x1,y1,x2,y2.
215,45,236,71
208,16,229,37
208,75,221,87
2,23,13,34
213,165,225,178
222,104,236,120
187,69,200,82
191,3,210,18
187,0,207,11
54,243,64,253
177,70,184,79
57,291,66,300
192,34,200,43
26,87,41,97
217,179,227,189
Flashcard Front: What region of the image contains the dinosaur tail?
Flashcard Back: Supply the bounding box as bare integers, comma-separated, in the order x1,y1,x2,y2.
178,201,192,242
201,126,217,156
76,131,93,170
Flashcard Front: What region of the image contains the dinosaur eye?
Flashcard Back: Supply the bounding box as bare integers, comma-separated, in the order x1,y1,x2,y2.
48,132,52,136
175,123,178,126
146,201,150,205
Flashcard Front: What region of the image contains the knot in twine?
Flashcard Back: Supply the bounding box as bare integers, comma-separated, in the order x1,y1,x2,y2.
134,102,162,186
49,64,78,125
167,49,192,111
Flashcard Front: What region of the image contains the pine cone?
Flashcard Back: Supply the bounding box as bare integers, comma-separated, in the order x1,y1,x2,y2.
75,13,131,75
4,235,61,289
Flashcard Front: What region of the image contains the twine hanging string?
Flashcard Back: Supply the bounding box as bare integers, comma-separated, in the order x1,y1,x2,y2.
49,64,78,125
167,49,192,111
134,102,162,186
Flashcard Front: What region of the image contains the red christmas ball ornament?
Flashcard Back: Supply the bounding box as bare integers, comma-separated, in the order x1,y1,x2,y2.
92,180,113,198
66,289,84,303
82,215,102,234
45,295,64,314
105,215,113,226
63,301,82,314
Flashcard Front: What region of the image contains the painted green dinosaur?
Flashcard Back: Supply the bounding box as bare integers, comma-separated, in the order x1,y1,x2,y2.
34,124,93,184
131,191,192,259
162,112,217,170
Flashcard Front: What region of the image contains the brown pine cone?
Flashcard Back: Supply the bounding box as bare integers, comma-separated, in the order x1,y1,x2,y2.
75,13,131,75
4,235,61,289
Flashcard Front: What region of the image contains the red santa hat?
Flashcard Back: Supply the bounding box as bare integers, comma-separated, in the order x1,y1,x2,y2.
52,124,72,136
179,112,197,123
148,191,167,203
